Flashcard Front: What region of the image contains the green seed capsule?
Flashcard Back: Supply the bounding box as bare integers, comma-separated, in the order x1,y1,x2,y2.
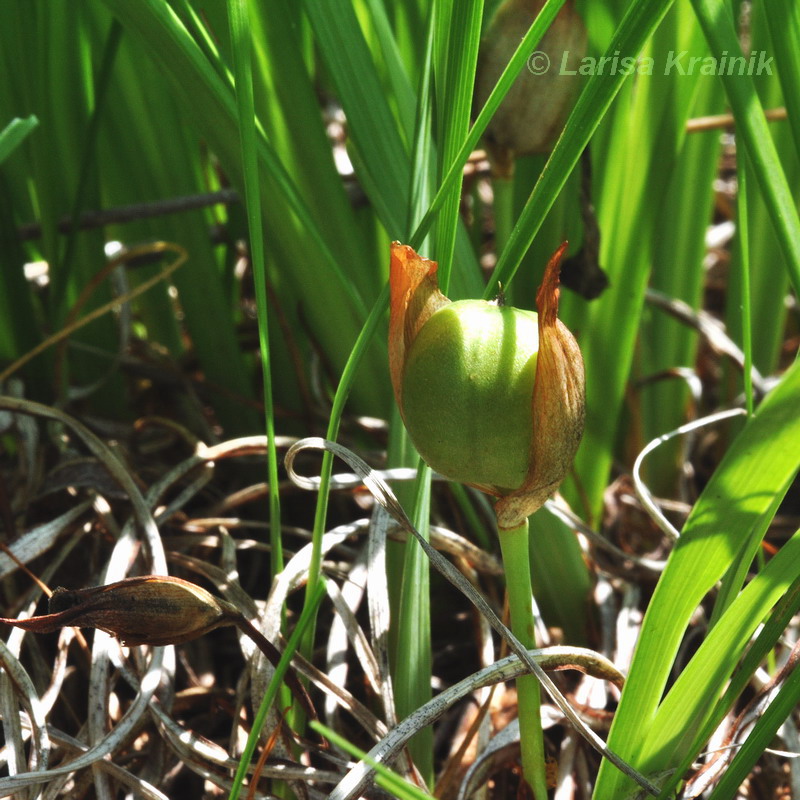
390,241,584,528
401,300,539,493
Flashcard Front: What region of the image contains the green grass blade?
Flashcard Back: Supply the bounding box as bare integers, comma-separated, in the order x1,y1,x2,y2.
691,0,800,295
707,659,800,799
393,469,433,783
763,0,800,166
595,358,800,796
432,0,483,289
657,573,800,799
310,721,433,800
642,528,800,786
637,56,722,492
301,0,412,237
0,116,38,164
726,2,797,376
101,0,389,416
302,0,483,298
410,0,568,250
95,19,259,433
227,577,327,800
227,0,281,572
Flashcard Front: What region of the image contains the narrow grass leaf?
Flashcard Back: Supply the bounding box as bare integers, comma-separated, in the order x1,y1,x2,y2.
691,0,800,295
0,116,38,164
311,721,432,800
410,0,568,250
227,0,282,575
643,528,800,785
227,577,327,800
658,572,800,799
725,1,797,376
763,0,800,166
432,0,483,288
595,358,800,796
705,634,800,799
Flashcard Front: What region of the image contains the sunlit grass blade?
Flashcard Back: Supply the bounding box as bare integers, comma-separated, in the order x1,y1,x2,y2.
595,358,800,796
726,1,797,376
301,0,412,237
691,0,800,295
303,0,483,298
311,720,432,800
637,59,722,492
227,0,281,572
707,660,800,800
658,573,800,799
762,0,800,166
0,116,38,164
100,0,389,414
431,0,483,288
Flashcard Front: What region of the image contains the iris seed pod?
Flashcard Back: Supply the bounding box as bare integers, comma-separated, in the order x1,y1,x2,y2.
389,242,585,529
475,0,587,177
1,575,317,719
1,575,239,646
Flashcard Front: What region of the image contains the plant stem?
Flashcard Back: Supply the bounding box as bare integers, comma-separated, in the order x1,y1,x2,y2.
493,175,515,261
498,517,548,800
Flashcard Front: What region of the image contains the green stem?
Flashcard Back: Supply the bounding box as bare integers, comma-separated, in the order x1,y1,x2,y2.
493,175,515,262
498,518,548,800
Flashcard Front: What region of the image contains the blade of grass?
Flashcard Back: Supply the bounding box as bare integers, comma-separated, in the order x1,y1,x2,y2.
310,720,432,800
227,0,281,571
736,150,754,416
227,577,327,800
636,20,722,493
406,15,436,239
726,1,797,377
410,0,568,250
384,8,437,781
0,116,38,164
691,0,800,296
21,4,127,413
657,573,800,799
0,116,41,384
95,21,258,433
595,358,800,796
763,0,800,166
432,0,483,289
300,0,411,237
0,176,42,386
639,527,800,798
393,466,433,783
707,658,800,800
100,0,390,415
303,0,483,299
